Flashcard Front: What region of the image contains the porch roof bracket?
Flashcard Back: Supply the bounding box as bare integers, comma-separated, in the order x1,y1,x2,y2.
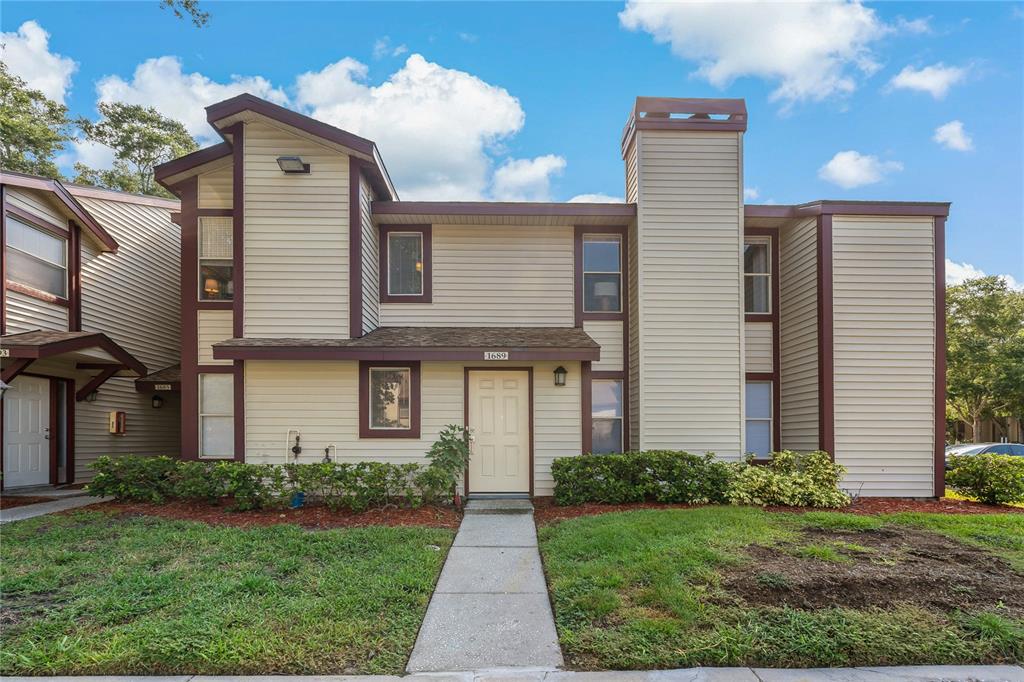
1,358,35,384
75,366,120,402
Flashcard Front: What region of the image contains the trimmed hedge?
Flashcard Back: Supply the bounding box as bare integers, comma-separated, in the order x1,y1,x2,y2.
947,453,1024,505
551,449,850,508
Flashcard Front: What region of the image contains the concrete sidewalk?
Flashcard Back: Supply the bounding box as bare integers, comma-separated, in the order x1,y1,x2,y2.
406,511,563,672
3,665,1022,680
0,494,110,524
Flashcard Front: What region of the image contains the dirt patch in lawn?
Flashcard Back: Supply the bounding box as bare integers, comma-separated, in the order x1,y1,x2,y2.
78,500,462,530
0,495,57,510
721,526,1024,613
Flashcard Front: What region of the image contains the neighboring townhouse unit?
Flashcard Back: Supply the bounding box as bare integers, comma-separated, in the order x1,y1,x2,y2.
155,94,947,499
1,172,181,487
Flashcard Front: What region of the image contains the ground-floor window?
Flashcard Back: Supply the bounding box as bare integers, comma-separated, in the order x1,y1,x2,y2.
199,373,233,458
592,378,623,454
745,380,772,458
359,361,421,438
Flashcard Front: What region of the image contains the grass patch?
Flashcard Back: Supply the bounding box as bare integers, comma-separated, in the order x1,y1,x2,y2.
0,511,453,675
539,506,1024,670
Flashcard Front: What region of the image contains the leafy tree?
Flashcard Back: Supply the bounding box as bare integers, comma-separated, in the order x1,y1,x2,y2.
160,0,210,27
0,62,72,178
946,276,1024,442
74,102,197,198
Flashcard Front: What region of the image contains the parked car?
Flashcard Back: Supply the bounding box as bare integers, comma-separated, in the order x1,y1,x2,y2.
945,442,1024,469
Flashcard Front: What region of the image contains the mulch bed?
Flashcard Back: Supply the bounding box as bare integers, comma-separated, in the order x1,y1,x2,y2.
0,496,57,510
77,499,462,530
721,526,1024,613
532,495,1023,525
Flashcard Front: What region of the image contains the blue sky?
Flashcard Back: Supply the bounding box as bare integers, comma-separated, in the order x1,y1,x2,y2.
3,1,1022,284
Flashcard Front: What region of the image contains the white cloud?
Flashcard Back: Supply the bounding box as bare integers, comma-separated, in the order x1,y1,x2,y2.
94,56,288,143
744,187,760,201
568,193,624,203
887,63,967,99
296,54,526,200
895,16,932,34
818,150,903,189
933,120,973,151
946,259,1022,290
492,155,566,201
58,139,116,171
619,0,890,105
458,32,479,43
0,20,77,104
372,37,408,60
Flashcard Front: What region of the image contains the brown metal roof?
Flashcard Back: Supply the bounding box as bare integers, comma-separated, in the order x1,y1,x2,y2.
213,326,600,362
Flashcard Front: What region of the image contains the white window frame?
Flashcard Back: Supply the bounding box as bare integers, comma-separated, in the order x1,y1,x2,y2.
198,373,234,459
368,366,412,430
582,234,623,314
198,216,233,301
5,215,68,298
744,236,771,314
386,231,424,297
592,378,624,454
744,380,773,458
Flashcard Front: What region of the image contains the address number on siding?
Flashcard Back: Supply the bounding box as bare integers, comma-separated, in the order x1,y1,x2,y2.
483,351,509,361
0,348,9,358
154,383,173,391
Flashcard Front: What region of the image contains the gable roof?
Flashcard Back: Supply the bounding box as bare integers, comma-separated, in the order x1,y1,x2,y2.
1,170,120,252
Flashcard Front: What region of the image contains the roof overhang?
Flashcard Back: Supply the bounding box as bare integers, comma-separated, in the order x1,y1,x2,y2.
1,171,119,252
213,327,601,362
1,331,147,376
135,364,181,392
372,201,637,226
744,201,951,228
622,97,747,158
153,143,234,192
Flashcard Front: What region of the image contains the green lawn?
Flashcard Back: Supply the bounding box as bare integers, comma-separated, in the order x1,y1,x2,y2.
0,511,454,675
538,507,1024,671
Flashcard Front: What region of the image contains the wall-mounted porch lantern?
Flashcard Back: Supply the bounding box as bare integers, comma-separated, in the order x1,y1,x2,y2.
85,390,99,402
276,156,310,174
553,366,568,387
151,394,164,409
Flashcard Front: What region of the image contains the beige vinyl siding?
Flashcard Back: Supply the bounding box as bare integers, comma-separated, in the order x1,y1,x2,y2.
4,289,68,332
244,360,579,496
627,222,639,450
5,186,69,228
744,321,773,373
359,174,379,334
634,129,743,455
197,309,233,365
197,165,233,209
832,215,936,497
624,139,638,204
243,120,349,338
584,320,623,372
779,217,819,451
379,225,573,327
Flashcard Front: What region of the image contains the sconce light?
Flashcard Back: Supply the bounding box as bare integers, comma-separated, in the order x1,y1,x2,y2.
85,390,100,402
151,394,164,409
0,380,9,396
553,366,568,387
276,156,310,174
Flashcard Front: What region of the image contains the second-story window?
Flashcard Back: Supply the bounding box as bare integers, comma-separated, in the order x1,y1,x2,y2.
5,215,67,298
744,238,770,313
583,235,621,313
199,216,233,301
388,232,423,296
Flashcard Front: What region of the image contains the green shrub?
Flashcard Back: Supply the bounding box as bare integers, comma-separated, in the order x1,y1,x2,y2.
727,450,850,508
551,450,733,505
86,455,177,502
171,461,228,503
947,454,1024,505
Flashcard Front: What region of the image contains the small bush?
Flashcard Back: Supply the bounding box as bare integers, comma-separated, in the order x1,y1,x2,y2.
947,454,1024,505
87,455,177,502
551,450,733,505
727,450,850,508
171,461,228,503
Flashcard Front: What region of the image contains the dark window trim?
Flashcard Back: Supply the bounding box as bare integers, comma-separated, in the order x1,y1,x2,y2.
5,280,70,307
582,367,630,455
5,204,70,239
197,370,237,461
197,213,234,303
379,224,432,304
4,205,73,304
744,374,777,457
359,360,421,438
743,234,773,317
574,225,628,326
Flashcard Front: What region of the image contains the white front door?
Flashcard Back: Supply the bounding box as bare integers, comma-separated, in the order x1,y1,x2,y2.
3,375,50,488
468,371,530,494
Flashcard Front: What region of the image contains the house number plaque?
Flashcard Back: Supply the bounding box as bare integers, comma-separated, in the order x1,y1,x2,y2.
483,351,509,361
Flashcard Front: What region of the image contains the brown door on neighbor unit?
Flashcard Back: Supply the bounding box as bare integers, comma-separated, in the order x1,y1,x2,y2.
467,370,530,494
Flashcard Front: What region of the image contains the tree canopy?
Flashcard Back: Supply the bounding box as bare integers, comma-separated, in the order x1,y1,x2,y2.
160,0,210,27
946,276,1024,441
0,62,73,178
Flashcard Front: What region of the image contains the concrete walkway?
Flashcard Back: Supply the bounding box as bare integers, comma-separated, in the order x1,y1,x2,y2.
3,665,1022,680
406,508,563,672
0,494,110,524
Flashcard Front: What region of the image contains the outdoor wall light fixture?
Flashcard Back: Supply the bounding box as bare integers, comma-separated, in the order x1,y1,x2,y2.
151,394,164,409
85,390,100,402
553,366,568,387
276,155,310,174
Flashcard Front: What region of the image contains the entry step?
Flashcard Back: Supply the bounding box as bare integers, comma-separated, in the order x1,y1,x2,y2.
464,498,534,514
